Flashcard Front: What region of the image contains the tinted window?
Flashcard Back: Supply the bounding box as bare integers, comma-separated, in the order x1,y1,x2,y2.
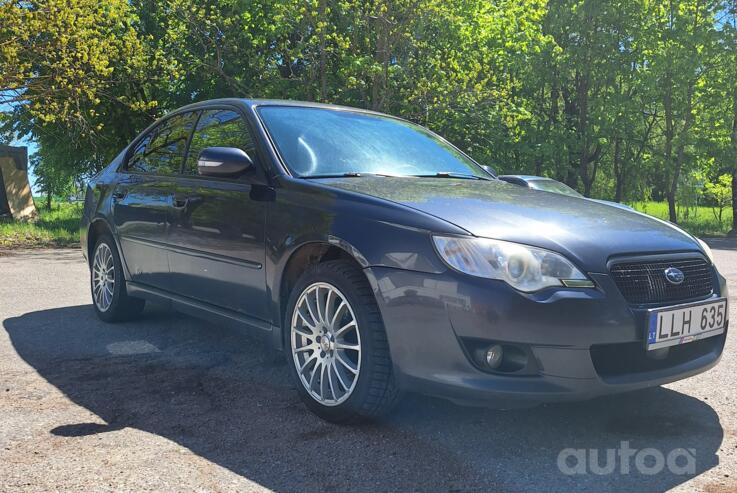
257,106,486,178
127,135,152,173
127,111,199,175
184,109,255,175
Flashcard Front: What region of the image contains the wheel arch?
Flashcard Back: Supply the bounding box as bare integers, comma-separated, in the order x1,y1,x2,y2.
86,218,131,280
87,219,113,264
274,239,371,349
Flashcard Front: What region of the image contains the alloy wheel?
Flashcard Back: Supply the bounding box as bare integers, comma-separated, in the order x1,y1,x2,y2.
290,282,362,406
92,242,115,312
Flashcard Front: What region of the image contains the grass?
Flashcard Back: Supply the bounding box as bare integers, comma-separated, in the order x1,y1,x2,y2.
631,201,733,237
0,201,82,249
0,198,731,250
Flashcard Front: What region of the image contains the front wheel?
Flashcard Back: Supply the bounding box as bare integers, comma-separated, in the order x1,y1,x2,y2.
90,235,145,322
285,260,400,423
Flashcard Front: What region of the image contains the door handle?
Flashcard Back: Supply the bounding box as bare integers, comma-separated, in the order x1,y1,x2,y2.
172,196,202,209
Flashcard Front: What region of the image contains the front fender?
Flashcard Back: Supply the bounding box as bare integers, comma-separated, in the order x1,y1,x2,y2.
264,177,466,349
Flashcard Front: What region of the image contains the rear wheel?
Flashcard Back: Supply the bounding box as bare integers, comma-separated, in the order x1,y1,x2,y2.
91,235,145,322
285,260,400,423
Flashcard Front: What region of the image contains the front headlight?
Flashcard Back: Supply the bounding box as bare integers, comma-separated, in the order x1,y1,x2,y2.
433,236,592,292
696,238,715,264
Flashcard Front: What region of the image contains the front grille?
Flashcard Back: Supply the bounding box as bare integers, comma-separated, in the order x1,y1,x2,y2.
610,257,714,305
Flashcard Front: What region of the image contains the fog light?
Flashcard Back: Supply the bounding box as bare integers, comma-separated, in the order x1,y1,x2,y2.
485,344,504,369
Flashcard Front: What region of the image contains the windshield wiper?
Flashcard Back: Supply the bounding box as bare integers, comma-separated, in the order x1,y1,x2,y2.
301,172,398,179
410,172,492,181
300,171,491,180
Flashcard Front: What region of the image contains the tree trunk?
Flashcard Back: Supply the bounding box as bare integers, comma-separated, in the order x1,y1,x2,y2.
575,69,593,196
667,191,677,224
730,86,737,236
370,14,390,112
663,74,677,222
668,84,695,224
318,0,327,102
731,171,737,236
534,155,543,176
46,192,52,211
613,137,624,203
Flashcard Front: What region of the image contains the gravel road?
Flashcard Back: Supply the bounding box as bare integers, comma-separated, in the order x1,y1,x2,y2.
1,242,736,492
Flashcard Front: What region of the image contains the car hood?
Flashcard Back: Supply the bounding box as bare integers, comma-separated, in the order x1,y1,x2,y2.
317,177,703,272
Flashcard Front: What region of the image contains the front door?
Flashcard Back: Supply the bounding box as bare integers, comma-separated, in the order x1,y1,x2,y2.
113,111,199,290
166,108,268,321
112,174,175,289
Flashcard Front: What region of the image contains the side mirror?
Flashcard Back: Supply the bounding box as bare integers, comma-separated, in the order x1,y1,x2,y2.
197,147,253,177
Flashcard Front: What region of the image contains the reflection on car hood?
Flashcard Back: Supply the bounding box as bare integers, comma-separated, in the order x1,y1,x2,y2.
317,177,702,272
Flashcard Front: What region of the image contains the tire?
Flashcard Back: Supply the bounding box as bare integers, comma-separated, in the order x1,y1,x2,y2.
90,235,145,322
285,259,401,423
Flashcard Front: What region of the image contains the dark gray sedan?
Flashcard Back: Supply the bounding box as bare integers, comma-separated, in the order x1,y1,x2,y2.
81,99,728,423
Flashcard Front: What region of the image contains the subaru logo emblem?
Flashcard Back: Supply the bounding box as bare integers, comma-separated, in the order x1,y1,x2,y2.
664,267,685,285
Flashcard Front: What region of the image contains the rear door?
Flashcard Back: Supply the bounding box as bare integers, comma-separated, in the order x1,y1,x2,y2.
112,111,199,289
166,108,268,320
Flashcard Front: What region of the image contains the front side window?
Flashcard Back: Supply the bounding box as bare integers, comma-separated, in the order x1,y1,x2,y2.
127,135,152,173
257,106,486,179
127,111,199,175
184,109,256,175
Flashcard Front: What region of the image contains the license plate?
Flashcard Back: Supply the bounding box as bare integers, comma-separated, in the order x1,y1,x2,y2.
647,298,727,350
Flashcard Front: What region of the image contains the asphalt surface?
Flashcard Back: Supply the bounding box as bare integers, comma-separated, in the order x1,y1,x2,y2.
1,242,736,492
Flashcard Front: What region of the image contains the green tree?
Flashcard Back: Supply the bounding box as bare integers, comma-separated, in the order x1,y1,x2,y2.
703,173,732,226
641,0,723,222
717,1,737,234
3,0,737,234
30,154,75,210
1,0,173,180
0,0,160,127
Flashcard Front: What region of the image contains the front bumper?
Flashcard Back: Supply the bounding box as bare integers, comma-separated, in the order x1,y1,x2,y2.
367,266,728,407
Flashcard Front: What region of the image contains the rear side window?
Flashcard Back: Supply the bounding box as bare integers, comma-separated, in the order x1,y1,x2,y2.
184,109,256,175
127,111,199,175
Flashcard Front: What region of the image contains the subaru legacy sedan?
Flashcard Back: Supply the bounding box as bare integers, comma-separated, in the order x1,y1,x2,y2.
81,99,728,423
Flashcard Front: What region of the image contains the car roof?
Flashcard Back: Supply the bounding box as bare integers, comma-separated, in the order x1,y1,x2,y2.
171,98,387,117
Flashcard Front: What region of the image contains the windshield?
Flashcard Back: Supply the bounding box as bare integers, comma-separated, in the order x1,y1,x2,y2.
258,106,489,179
528,179,582,197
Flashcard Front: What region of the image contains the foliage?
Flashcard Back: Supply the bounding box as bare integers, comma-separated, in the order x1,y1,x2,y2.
2,0,737,233
30,154,77,210
703,174,733,226
1,0,145,123
0,0,172,171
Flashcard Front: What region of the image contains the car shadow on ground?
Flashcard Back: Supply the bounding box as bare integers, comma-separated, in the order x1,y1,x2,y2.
3,304,724,492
